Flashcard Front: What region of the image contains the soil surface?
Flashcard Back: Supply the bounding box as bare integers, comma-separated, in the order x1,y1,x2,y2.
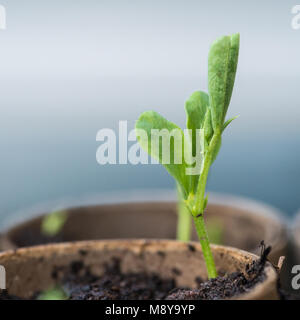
0,243,273,300
62,258,176,300
167,243,271,300
0,290,21,300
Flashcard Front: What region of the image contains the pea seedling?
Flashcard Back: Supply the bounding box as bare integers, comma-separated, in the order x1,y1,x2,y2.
135,34,240,278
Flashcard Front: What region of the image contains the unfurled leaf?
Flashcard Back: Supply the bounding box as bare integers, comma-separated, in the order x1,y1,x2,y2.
135,111,189,197
208,33,240,130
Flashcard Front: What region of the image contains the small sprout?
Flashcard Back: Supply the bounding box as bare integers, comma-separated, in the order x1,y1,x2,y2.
136,34,240,279
41,210,68,237
37,286,68,300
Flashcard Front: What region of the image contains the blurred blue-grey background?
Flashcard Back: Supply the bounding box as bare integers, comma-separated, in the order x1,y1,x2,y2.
0,0,299,227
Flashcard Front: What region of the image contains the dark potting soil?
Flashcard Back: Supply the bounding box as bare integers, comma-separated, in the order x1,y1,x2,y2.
0,243,272,300
167,243,271,300
0,290,22,300
53,243,271,300
62,258,176,300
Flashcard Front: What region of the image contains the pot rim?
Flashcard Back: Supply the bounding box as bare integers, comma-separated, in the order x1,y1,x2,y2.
0,191,286,232
0,239,278,300
0,194,287,259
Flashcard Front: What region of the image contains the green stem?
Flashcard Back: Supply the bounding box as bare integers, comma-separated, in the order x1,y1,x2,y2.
191,131,221,279
193,215,217,279
194,132,221,214
176,200,191,241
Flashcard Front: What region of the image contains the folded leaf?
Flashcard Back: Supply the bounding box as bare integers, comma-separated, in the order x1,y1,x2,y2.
208,33,240,130
203,107,213,144
185,91,209,193
185,91,209,133
135,111,189,197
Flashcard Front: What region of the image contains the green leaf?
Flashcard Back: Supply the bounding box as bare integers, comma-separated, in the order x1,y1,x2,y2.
203,107,213,144
185,91,209,133
135,111,189,197
203,108,221,164
208,33,240,130
41,210,68,237
222,115,239,132
185,91,209,193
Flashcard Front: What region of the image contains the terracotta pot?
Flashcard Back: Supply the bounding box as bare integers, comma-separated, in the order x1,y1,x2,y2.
0,195,287,265
0,240,279,300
